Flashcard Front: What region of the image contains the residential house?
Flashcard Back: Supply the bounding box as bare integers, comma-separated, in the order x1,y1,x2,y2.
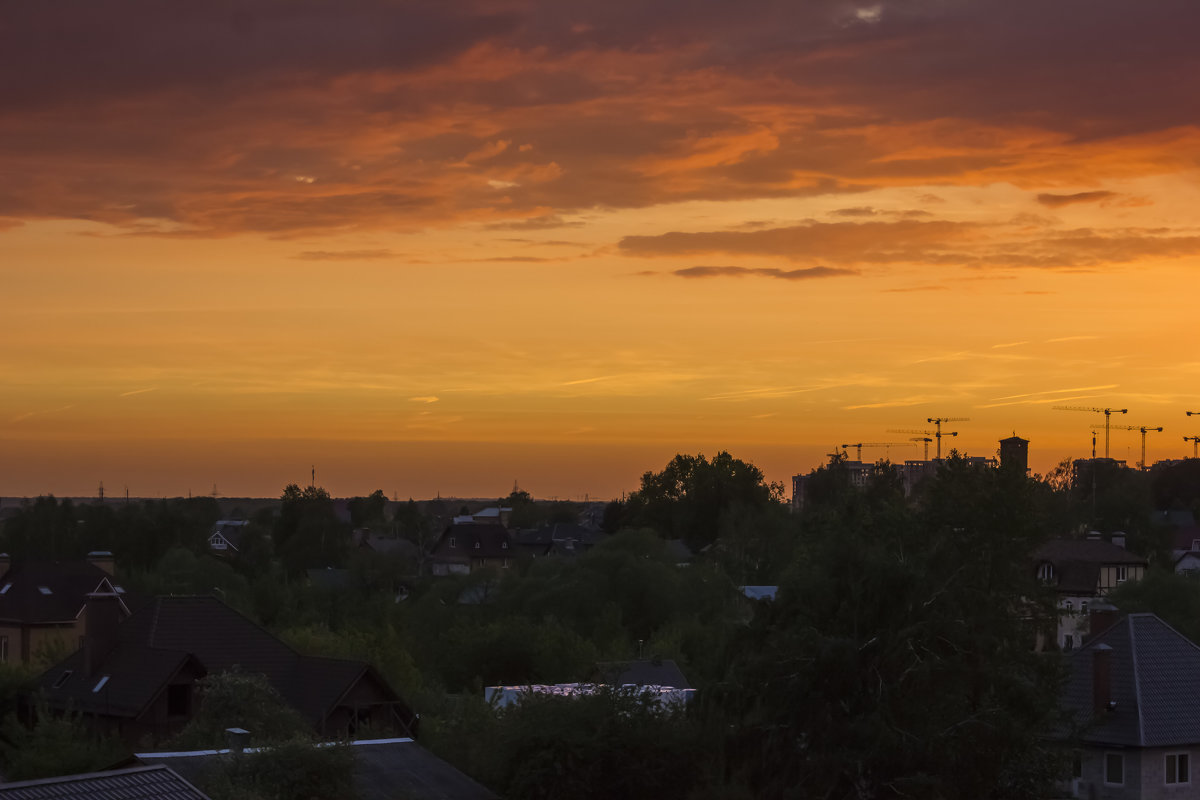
206,520,250,556
1033,537,1148,651
1059,613,1200,799
594,659,692,691
0,764,211,800
429,524,514,575
37,594,416,745
0,551,132,665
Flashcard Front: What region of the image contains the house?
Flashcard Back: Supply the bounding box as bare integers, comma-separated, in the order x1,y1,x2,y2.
206,520,250,556
594,659,692,691
1033,537,1148,651
429,524,514,575
0,764,211,800
138,737,497,800
514,523,606,559
0,551,133,665
1059,613,1200,799
37,594,416,745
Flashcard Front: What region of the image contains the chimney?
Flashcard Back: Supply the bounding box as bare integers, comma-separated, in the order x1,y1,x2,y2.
1090,609,1119,637
1111,532,1126,549
87,551,115,576
225,727,250,755
1093,644,1113,715
82,591,122,677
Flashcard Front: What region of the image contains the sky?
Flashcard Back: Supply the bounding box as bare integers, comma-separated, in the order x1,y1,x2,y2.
3,0,1200,501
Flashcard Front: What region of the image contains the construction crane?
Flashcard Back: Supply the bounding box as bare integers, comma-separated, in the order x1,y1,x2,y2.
1054,406,1128,458
1184,435,1200,459
888,419,964,460
1094,424,1162,470
1189,411,1200,417
909,436,933,460
839,442,916,461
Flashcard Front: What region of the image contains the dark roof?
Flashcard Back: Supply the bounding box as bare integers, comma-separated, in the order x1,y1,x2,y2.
1033,539,1146,594
139,739,497,800
0,559,128,624
38,643,200,718
595,659,691,690
361,535,419,559
39,596,413,732
1062,613,1200,747
432,524,513,561
0,764,211,800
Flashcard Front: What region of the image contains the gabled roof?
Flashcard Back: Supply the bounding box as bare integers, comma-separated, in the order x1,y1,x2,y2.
1033,538,1146,594
39,596,413,732
1062,613,1200,747
432,524,513,560
0,560,129,624
361,534,419,560
0,764,211,799
209,520,249,551
38,643,201,719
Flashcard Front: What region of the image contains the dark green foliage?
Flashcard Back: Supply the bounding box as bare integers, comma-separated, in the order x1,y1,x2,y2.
473,689,702,800
169,671,311,750
623,452,783,551
708,456,1066,799
0,699,129,781
196,738,355,800
1109,568,1200,643
274,484,349,573
347,489,388,528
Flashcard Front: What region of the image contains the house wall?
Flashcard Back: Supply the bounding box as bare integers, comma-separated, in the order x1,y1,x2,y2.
1078,748,1144,800
26,623,80,665
1097,565,1146,594
1137,746,1199,799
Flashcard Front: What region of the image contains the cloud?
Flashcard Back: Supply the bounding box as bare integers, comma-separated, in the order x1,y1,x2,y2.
292,249,395,261
671,265,857,280
408,396,439,404
485,215,585,231
1036,191,1119,208
119,387,159,397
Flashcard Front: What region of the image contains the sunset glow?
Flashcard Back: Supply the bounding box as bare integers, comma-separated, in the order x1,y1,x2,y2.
3,1,1199,499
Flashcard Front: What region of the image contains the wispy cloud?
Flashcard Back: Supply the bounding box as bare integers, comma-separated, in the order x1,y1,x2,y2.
1036,191,1118,208
408,396,440,404
293,249,395,261
671,265,858,280
119,387,159,397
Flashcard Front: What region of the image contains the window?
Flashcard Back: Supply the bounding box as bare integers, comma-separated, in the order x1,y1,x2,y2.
0,583,11,595
0,636,7,663
1167,753,1190,784
92,675,110,693
1037,563,1055,582
474,542,481,549
1116,566,1128,584
52,670,73,689
37,586,52,595
449,537,456,548
1064,601,1074,616
1081,601,1089,615
1105,753,1124,785
1072,753,1083,779
501,541,508,549
1063,634,1074,651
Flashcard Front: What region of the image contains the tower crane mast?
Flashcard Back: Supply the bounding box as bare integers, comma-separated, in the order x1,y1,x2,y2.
1054,406,1128,458
1094,423,1162,470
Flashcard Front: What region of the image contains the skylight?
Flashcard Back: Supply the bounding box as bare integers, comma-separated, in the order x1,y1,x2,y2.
0,583,10,594
37,586,52,595
92,675,110,693
52,670,72,689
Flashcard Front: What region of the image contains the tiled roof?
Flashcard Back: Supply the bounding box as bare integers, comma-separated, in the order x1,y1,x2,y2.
0,764,210,800
39,643,199,718
1061,613,1200,747
0,560,127,624
139,738,497,800
1034,539,1147,565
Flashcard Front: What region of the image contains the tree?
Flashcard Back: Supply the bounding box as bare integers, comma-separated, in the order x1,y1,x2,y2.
347,489,388,528
273,484,348,573
0,698,128,781
169,670,311,750
624,452,783,551
706,455,1066,798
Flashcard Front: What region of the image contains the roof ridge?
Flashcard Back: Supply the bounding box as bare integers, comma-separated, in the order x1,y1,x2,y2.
1129,613,1145,747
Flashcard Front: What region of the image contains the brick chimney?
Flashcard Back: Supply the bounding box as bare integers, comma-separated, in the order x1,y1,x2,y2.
87,551,115,576
1093,644,1113,714
82,591,122,677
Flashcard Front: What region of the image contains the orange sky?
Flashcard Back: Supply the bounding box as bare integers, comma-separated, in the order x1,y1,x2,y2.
3,1,1200,500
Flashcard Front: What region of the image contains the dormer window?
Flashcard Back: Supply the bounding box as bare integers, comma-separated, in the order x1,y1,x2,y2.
474,542,481,549
449,537,457,548
1037,563,1055,583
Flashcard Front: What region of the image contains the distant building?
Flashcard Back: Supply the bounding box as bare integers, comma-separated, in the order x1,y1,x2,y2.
429,524,514,575
999,435,1029,474
1033,535,1147,651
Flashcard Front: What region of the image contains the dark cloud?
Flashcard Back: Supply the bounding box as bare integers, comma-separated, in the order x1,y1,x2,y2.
832,207,878,217
485,215,585,231
1036,191,1119,208
672,265,858,280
